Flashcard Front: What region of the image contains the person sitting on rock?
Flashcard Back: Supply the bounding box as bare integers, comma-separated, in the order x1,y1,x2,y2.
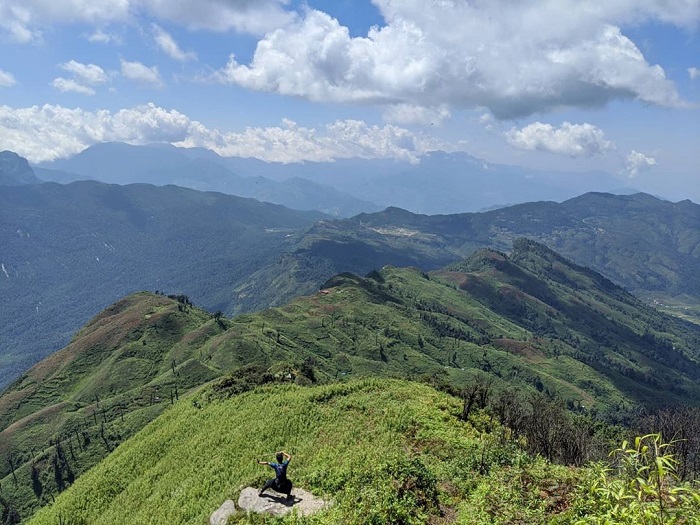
258,451,293,500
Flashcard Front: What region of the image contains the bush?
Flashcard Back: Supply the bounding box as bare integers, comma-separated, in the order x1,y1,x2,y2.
565,434,700,524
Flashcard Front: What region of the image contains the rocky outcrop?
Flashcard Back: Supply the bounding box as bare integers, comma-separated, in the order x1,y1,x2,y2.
209,499,236,525
237,487,330,517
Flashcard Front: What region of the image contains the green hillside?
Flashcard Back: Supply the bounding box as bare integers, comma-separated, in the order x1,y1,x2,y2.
5,187,698,392
0,181,324,389
234,193,700,318
23,380,700,525
0,293,231,520
3,239,700,521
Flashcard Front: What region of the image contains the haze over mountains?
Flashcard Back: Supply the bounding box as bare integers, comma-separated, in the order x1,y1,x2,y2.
3,149,699,388
37,143,380,218
2,150,700,522
39,142,634,215
0,151,41,187
0,180,324,388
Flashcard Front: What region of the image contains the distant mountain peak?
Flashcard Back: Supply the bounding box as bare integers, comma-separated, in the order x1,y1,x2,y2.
0,150,41,186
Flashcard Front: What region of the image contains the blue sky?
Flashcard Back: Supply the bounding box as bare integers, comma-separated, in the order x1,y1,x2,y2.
0,0,698,199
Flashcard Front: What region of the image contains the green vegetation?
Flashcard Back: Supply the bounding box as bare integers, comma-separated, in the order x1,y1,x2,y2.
0,293,224,520
237,192,700,319
0,181,323,388
569,434,700,524
3,238,700,521
4,187,699,392
23,380,700,525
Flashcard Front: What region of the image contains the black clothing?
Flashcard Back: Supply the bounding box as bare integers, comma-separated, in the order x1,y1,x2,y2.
259,459,292,498
260,477,293,498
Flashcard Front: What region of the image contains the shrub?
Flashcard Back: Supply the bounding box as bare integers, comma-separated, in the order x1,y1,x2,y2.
566,434,700,524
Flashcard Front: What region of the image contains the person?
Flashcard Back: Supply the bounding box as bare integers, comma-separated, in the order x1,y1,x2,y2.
257,451,293,500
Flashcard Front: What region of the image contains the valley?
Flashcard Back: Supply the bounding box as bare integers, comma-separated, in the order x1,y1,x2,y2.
3,238,700,521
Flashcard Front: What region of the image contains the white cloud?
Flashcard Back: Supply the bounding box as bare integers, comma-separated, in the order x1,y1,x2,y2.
623,150,657,178
478,113,495,131
0,70,17,87
152,24,196,61
0,0,130,42
0,0,294,42
51,77,96,95
216,1,691,119
0,103,451,164
86,29,122,44
60,60,108,85
506,122,614,157
143,0,295,34
689,67,700,80
382,104,450,126
120,59,163,87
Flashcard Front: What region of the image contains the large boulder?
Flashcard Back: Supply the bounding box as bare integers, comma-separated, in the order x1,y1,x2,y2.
237,486,330,517
210,499,236,525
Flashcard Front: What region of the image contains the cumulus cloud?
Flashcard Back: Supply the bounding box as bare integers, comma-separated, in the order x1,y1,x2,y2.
120,59,163,87
86,29,122,44
506,122,614,157
623,150,657,178
0,0,130,42
52,61,108,96
0,103,450,164
689,67,700,80
143,0,295,34
0,70,17,87
152,24,196,61
60,60,108,85
382,104,450,126
0,0,294,42
51,78,96,95
216,1,691,118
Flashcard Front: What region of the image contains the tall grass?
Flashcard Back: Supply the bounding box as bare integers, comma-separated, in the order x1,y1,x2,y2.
28,379,569,524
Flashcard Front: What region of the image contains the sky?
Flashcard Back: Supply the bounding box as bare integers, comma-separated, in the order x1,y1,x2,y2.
0,0,698,199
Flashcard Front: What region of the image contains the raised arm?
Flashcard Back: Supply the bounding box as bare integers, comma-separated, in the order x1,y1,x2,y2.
281,451,292,462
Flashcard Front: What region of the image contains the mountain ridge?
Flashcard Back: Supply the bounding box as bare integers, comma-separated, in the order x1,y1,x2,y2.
0,180,324,389
235,191,700,316
0,151,41,186
3,238,700,520
39,143,381,217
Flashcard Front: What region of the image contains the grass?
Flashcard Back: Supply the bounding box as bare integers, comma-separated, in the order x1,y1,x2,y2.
27,379,700,525
5,239,700,521
26,379,574,525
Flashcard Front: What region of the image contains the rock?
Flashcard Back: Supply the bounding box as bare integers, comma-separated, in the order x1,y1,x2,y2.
237,486,330,517
210,499,236,525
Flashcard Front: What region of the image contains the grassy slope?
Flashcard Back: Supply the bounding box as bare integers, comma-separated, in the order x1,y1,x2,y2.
5,239,700,521
0,181,323,389
27,379,579,525
0,294,226,519
210,241,700,411
236,193,700,316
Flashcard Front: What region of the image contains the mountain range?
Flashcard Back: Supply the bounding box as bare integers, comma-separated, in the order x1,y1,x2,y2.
3,237,700,521
2,162,699,391
37,143,380,217
232,192,700,315
3,147,700,522
40,142,635,215
0,180,323,389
